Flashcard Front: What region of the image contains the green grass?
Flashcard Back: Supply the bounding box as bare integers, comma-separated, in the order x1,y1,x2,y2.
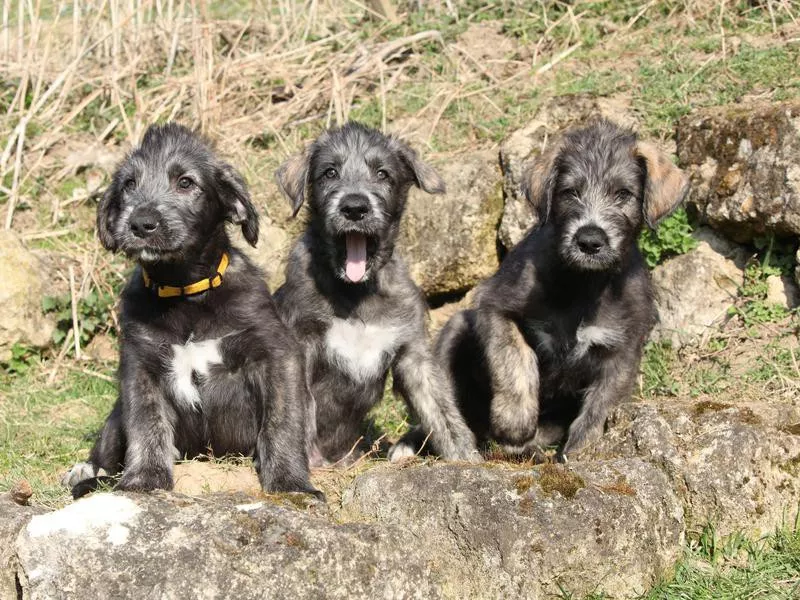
366,375,411,443
0,368,116,508
639,209,698,269
558,522,800,600
642,522,800,600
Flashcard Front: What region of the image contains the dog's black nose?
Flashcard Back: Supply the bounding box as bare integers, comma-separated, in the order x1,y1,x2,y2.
339,195,370,221
574,225,608,255
130,208,161,238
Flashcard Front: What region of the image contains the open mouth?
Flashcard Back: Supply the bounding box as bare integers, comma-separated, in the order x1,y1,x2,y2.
339,232,378,283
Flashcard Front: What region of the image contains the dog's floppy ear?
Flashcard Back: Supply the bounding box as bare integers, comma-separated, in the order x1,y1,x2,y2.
217,163,259,247
521,140,562,225
276,152,309,217
97,177,121,251
394,139,446,195
636,141,690,229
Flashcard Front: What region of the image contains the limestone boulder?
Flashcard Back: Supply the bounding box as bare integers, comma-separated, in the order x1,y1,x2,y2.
14,492,441,600
677,100,800,242
399,150,503,297
0,496,44,600
341,460,683,599
582,398,800,538
0,232,55,361
651,240,743,347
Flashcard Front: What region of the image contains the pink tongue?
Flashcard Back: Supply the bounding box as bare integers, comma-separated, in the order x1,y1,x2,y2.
345,233,367,282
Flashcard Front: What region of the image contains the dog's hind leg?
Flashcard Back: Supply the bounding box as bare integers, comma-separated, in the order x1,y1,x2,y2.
391,338,481,463
473,309,541,447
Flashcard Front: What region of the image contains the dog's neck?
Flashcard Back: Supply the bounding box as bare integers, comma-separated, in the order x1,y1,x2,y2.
138,228,231,288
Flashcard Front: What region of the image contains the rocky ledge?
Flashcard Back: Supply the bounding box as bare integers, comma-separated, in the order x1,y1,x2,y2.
4,390,799,600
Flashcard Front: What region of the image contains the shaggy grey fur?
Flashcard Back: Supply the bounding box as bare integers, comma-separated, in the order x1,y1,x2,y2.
274,122,479,465
430,119,689,460
63,123,319,498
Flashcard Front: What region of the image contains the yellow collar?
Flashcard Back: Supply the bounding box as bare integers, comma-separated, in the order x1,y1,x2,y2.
142,253,230,298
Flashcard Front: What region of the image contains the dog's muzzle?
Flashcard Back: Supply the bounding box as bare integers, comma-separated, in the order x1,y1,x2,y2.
335,194,374,283
339,194,370,222
573,225,608,256
130,206,161,239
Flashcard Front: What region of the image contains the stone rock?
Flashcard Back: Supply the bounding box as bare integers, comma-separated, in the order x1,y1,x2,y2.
5,393,800,597
582,399,800,538
499,95,641,249
651,241,743,347
399,150,503,297
84,333,117,363
341,460,683,599
677,100,800,242
0,232,55,361
14,492,441,600
766,274,799,309
691,226,749,268
0,496,44,600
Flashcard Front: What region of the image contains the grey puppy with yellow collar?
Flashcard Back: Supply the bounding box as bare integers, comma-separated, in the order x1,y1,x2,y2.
63,123,319,499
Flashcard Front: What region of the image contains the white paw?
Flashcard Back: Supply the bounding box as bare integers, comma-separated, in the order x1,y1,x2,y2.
61,462,107,488
388,441,417,463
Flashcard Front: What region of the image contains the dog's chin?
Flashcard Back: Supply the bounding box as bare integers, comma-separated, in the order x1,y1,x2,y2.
561,246,620,272
123,245,182,264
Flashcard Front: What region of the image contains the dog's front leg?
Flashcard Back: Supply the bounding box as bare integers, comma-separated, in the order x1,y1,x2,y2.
253,352,322,499
391,339,480,462
116,364,176,492
561,351,639,460
474,309,541,447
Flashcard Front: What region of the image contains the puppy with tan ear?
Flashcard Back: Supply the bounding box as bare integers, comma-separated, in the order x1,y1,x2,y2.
434,119,689,461
274,121,480,466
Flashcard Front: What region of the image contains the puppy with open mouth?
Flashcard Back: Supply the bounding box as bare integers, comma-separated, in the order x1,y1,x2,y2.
274,122,479,466
62,123,320,499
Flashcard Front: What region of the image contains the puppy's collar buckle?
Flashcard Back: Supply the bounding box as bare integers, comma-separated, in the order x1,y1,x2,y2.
142,253,229,299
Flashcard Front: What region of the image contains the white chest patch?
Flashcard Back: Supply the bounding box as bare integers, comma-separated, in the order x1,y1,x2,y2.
169,336,224,410
572,324,625,360
325,319,403,382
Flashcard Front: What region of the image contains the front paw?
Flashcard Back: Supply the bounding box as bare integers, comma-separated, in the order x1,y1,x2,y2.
388,440,418,463
448,446,484,464
117,467,173,492
266,477,326,502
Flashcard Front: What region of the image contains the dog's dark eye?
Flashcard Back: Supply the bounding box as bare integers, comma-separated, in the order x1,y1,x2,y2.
616,189,634,201
324,168,338,180
376,169,389,181
561,188,578,199
177,176,195,190
123,178,136,192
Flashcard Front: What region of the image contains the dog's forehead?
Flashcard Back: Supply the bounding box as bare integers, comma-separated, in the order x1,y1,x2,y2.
129,135,214,175
312,126,395,168
559,129,641,189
